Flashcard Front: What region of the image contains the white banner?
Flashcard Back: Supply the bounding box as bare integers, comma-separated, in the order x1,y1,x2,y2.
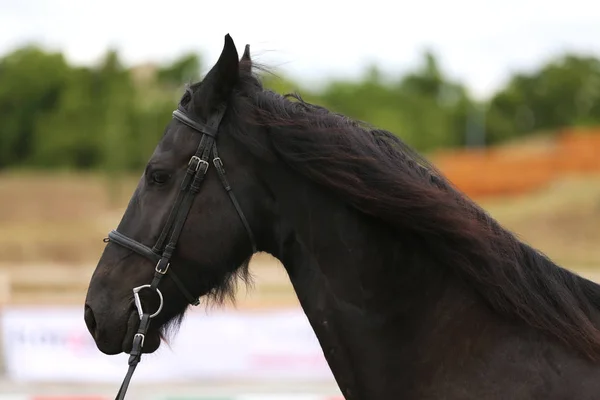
0,306,335,383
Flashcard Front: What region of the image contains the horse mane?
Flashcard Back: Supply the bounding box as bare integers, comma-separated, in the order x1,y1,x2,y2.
184,64,600,360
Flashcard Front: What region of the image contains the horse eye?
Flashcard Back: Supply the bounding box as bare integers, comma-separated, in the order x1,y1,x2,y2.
151,171,171,185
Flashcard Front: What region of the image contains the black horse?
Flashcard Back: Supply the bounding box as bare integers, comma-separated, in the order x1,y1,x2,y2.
84,35,600,399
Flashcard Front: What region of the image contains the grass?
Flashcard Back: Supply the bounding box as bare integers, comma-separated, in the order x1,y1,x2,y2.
1,170,599,307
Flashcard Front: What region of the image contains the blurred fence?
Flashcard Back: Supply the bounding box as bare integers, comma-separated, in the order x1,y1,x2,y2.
0,305,342,400
434,129,600,198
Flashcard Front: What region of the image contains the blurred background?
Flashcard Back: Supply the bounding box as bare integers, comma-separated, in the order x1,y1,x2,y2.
1,1,600,399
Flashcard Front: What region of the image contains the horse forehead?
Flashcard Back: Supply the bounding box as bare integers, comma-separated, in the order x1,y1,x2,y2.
160,122,200,154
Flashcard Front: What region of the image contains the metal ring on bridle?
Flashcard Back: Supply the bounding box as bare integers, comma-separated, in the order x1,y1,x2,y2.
132,285,164,319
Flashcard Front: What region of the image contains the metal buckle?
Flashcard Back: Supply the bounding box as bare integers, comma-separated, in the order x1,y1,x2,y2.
188,156,209,172
155,260,170,274
198,159,209,172
188,155,200,169
213,157,223,169
134,333,145,348
132,285,164,320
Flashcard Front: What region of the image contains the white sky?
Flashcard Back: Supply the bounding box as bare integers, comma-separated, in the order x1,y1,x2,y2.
1,0,599,99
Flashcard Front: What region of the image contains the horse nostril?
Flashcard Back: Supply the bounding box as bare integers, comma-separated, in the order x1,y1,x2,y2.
84,304,97,338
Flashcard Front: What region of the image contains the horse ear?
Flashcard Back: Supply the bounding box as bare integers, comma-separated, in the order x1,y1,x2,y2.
242,44,251,61
240,44,252,74
201,34,240,107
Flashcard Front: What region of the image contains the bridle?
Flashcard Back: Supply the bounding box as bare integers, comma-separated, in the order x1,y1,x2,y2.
103,95,257,400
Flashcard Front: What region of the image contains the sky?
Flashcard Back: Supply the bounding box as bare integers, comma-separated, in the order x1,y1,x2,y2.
1,0,600,99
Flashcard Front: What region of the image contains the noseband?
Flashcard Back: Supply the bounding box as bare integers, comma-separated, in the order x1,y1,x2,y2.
103,99,257,400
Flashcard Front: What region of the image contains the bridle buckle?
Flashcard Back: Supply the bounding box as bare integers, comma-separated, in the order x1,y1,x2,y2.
155,260,170,274
188,156,209,172
133,333,145,348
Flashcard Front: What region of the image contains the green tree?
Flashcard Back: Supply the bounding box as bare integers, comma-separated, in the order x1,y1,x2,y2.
0,46,70,167
1,43,599,173
157,53,202,88
486,55,600,143
394,50,473,150
30,66,102,168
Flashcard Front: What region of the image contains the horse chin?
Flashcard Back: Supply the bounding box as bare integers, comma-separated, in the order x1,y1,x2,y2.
121,310,162,354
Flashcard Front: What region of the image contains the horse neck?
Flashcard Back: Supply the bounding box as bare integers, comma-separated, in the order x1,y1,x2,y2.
261,168,491,398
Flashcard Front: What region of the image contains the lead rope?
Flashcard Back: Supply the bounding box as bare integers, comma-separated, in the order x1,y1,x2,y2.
114,313,149,400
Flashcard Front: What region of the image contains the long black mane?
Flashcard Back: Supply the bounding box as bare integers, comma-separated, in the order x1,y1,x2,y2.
184,65,600,360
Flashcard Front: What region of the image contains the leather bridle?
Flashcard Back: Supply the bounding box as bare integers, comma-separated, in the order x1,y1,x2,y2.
103,96,257,400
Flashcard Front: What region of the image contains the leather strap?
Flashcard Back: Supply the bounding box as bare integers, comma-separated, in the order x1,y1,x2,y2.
115,265,165,400
115,313,149,400
212,143,257,252
172,109,218,137
106,231,160,264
